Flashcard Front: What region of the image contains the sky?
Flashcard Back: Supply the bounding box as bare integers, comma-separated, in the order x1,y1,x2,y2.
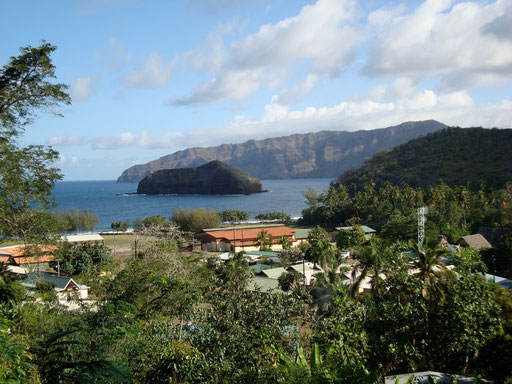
1,0,511,181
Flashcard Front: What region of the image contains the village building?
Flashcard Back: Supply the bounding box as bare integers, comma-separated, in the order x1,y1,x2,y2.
456,234,492,250
0,245,56,270
22,272,89,300
195,224,297,252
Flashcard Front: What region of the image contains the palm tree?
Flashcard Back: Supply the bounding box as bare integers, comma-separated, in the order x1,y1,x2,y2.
310,266,349,315
349,238,386,298
408,237,452,301
256,229,273,251
278,235,291,250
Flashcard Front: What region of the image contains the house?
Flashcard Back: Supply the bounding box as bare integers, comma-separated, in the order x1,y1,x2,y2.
0,245,56,268
195,224,297,252
456,234,492,250
332,225,377,241
22,272,89,299
61,233,104,244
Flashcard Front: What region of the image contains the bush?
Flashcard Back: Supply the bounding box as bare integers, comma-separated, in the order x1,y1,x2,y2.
219,210,249,223
172,207,220,233
254,211,291,223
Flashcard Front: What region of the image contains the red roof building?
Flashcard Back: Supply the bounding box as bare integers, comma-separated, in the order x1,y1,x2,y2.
196,224,296,252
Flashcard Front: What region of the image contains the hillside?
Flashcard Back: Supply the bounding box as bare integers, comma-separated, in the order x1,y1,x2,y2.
137,160,263,195
118,120,447,182
337,127,512,192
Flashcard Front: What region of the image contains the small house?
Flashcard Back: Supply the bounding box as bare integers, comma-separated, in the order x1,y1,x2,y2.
22,272,89,300
456,234,492,250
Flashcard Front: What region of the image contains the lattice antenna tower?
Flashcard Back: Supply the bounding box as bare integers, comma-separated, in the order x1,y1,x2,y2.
418,207,428,250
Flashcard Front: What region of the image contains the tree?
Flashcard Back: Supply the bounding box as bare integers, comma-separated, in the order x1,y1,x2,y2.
0,42,70,243
171,207,220,233
335,225,366,250
0,42,70,138
255,211,291,223
111,221,129,232
52,208,99,233
408,238,452,301
306,226,334,271
256,229,273,251
219,209,249,223
302,187,319,207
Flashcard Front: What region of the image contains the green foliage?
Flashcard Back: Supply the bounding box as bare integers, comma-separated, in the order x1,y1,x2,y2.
142,214,171,229
302,179,512,243
280,247,304,264
255,211,291,223
0,42,70,138
51,242,112,276
336,225,366,250
111,221,129,232
219,209,249,222
306,226,335,271
338,127,512,192
0,42,69,245
51,208,99,233
256,229,273,251
171,207,220,232
302,187,320,207
0,316,36,383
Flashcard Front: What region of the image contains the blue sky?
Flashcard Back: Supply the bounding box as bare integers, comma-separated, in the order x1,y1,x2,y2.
2,0,511,180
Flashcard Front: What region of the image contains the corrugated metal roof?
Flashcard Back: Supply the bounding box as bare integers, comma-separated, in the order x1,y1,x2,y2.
336,225,376,233
22,273,79,291
200,226,295,241
62,234,104,242
247,277,282,293
260,267,288,279
246,250,280,257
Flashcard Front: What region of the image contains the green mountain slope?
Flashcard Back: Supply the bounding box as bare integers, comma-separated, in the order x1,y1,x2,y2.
118,120,447,182
337,127,512,192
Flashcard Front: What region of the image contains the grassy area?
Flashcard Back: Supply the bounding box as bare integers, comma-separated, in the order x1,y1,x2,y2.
102,233,135,247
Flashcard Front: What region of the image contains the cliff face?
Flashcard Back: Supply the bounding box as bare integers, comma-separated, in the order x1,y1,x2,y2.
136,160,263,195
118,120,447,182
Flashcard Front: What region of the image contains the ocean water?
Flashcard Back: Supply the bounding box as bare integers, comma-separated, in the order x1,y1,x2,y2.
51,178,333,231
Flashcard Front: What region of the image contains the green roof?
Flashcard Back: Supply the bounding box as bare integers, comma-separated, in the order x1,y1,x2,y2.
249,264,273,273
23,273,79,291
202,223,285,232
336,225,376,233
247,277,282,293
246,250,280,257
294,229,311,239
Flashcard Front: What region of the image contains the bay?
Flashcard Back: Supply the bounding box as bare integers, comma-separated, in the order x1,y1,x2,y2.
51,178,333,231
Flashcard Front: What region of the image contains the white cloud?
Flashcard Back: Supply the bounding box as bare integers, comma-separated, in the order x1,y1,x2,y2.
123,52,174,88
92,130,185,149
171,0,361,106
364,0,512,90
87,89,512,150
276,74,320,105
47,136,87,146
70,76,97,101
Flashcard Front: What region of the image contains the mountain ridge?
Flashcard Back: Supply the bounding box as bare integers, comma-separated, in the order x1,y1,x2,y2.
336,127,512,192
118,120,447,182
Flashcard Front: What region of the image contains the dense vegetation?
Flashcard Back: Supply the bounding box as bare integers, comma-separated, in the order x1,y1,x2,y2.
338,127,512,193
137,160,263,195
